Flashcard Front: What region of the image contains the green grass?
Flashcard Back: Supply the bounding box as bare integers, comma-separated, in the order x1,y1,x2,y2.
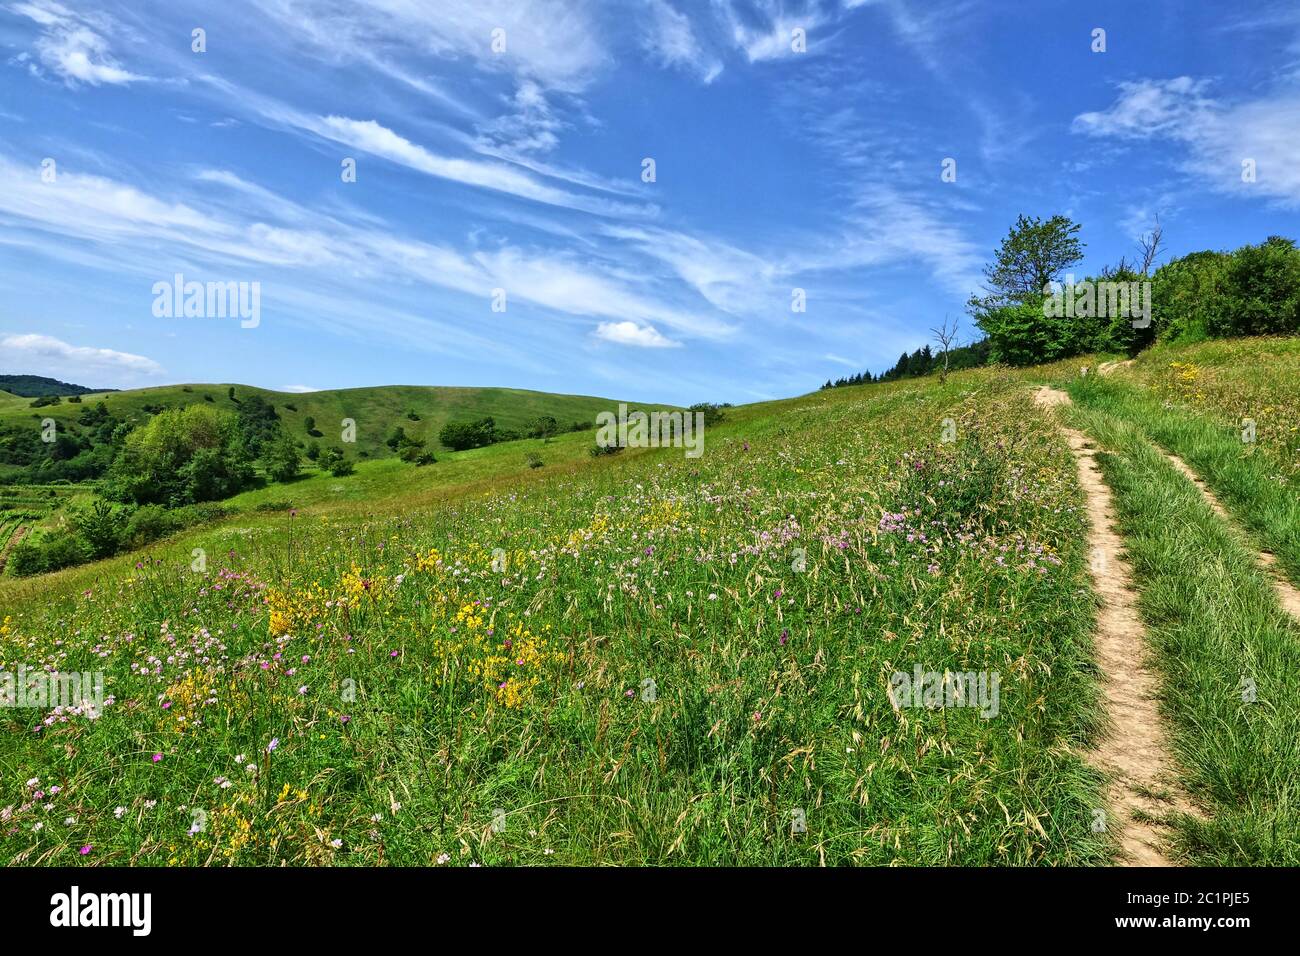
3,335,1297,867
0,369,1111,866
1058,397,1300,864
1064,370,1300,586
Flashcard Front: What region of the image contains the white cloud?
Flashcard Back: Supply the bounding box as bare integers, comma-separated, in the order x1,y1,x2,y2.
1074,78,1300,207
1072,77,1215,140
312,115,648,217
0,333,162,382
605,224,780,315
822,352,861,367
642,0,723,81
250,0,607,92
475,80,565,154
279,384,320,393
594,321,679,348
12,0,145,86
0,155,728,345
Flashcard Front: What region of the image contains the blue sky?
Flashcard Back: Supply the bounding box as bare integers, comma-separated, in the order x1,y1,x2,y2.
1,0,1297,404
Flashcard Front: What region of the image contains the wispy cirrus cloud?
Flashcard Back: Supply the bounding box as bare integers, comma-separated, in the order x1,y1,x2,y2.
9,0,145,86
1074,77,1300,207
641,0,723,82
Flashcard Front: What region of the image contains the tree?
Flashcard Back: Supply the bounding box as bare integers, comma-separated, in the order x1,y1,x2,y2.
235,394,280,458
1138,215,1164,275
1218,236,1300,336
318,447,354,476
70,498,124,560
303,415,316,434
969,214,1084,314
527,415,559,440
439,417,498,451
930,315,960,383
106,405,253,506
265,433,302,482
1151,250,1229,342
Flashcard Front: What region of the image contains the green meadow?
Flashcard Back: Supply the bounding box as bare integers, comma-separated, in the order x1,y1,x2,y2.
2,337,1298,865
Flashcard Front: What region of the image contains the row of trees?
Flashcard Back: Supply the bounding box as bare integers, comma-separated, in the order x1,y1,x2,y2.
821,338,990,390
972,216,1300,365
822,215,1300,386
437,414,588,451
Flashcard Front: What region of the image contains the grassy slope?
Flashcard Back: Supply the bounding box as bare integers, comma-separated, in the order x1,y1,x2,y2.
0,382,674,460
0,368,1109,866
2,337,1296,867
1058,391,1300,864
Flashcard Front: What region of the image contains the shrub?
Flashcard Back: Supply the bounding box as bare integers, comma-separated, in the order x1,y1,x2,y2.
123,504,177,548
6,532,86,577
106,404,254,506
975,298,1071,366
69,497,125,559
688,403,728,426
264,434,302,482
526,453,543,469
319,448,354,476
1152,251,1229,343
1217,237,1300,337
439,417,499,451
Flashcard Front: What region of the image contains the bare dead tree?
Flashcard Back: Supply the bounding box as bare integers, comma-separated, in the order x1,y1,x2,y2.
930,314,960,384
1138,215,1164,275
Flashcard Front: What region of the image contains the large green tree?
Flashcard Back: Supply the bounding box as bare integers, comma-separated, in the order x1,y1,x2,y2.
106,405,253,506
969,214,1085,313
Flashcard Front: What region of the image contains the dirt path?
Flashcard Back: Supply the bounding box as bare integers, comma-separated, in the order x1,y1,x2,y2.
1034,386,1192,866
1161,453,1300,619
0,524,28,576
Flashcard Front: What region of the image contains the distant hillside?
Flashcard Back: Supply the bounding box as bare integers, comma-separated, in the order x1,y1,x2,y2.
0,381,672,463
0,374,108,397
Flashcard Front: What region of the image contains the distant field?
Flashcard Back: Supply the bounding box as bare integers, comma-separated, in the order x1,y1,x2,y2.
0,382,675,461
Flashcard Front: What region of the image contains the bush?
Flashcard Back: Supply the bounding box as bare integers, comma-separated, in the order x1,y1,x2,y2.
399,444,435,464
69,497,125,559
6,533,86,577
526,453,543,469
124,504,177,549
106,404,254,506
319,448,354,476
1152,251,1228,343
264,434,302,482
976,298,1072,366
1217,237,1300,337
5,539,45,576
589,443,623,458
687,403,728,426
439,417,499,451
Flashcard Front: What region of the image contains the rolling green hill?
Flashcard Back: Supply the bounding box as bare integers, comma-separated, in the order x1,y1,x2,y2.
0,382,673,460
